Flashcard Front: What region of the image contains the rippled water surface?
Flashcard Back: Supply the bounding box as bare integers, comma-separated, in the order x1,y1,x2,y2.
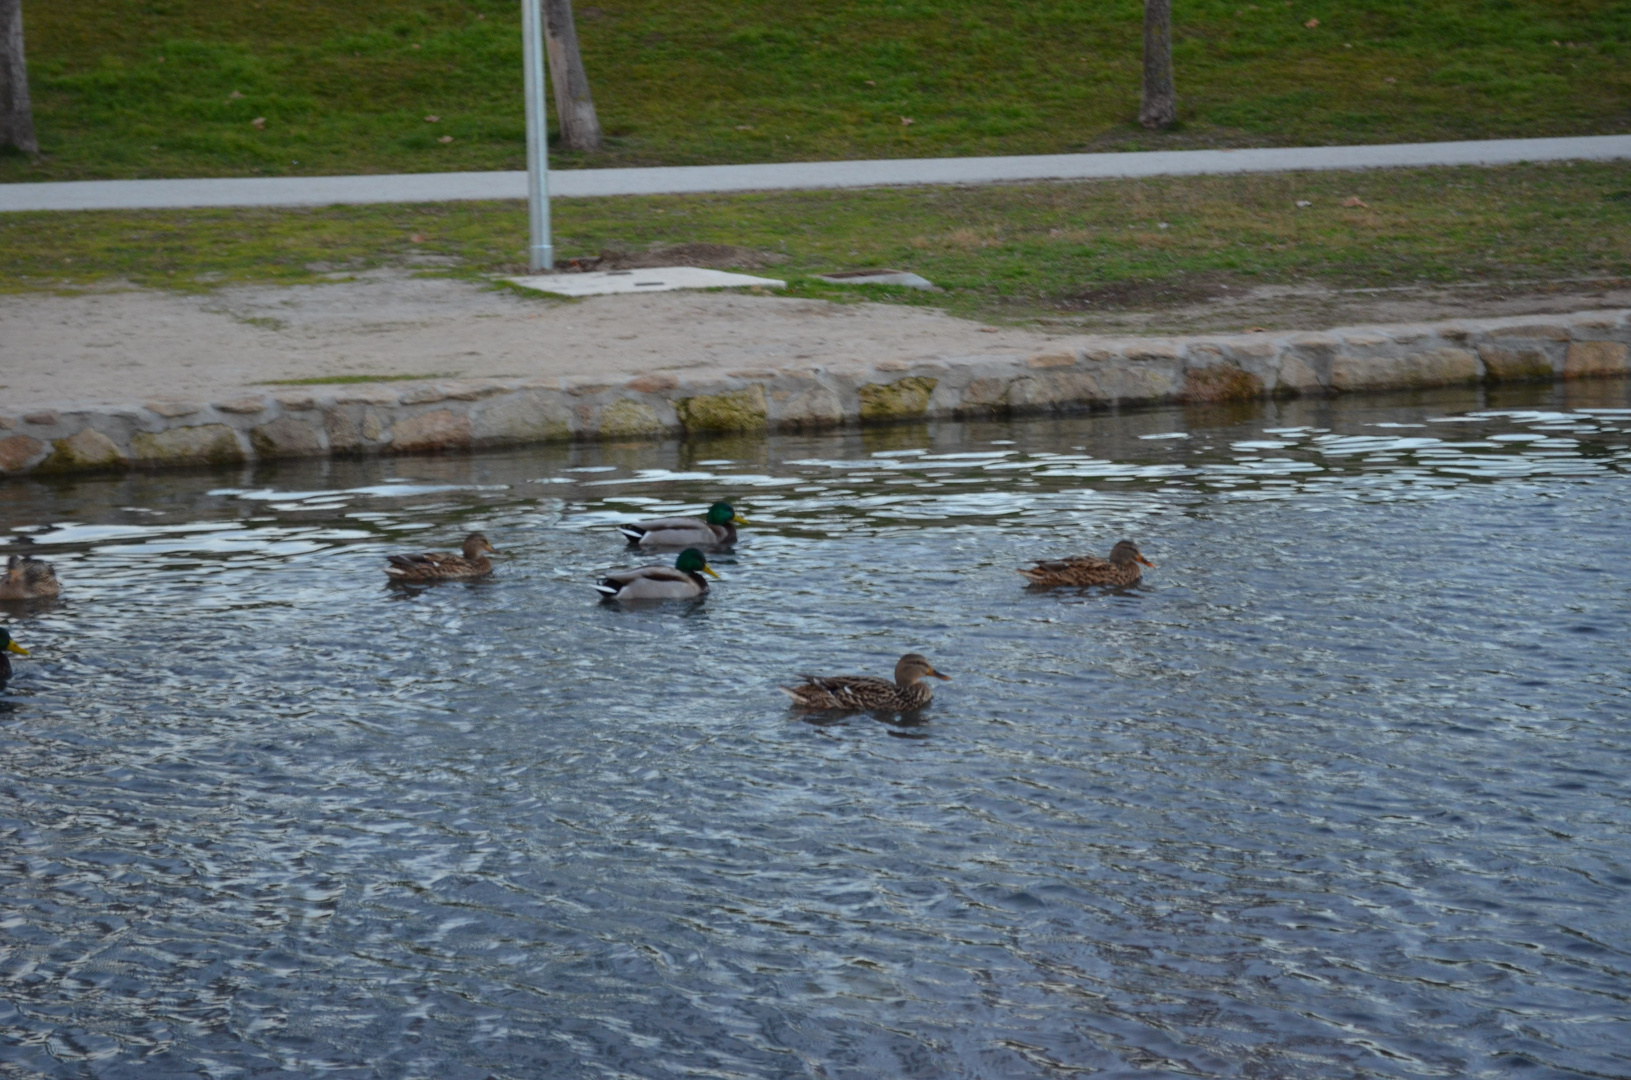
3,382,1629,1079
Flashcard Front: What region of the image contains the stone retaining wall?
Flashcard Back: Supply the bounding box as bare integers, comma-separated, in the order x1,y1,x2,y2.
3,309,1627,477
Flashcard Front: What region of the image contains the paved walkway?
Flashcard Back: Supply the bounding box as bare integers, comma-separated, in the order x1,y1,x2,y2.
2,134,1627,213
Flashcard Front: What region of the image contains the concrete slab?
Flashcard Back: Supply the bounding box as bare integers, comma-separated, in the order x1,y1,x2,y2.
507,267,785,297
817,270,937,291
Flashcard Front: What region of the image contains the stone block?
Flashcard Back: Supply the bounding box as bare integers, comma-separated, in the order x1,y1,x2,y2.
335,386,401,406
0,434,46,473
325,406,385,452
1477,344,1554,382
675,387,768,434
598,400,669,439
251,417,326,458
132,425,245,467
1329,348,1480,392
274,391,318,411
1026,353,1076,369
959,377,1011,409
472,391,572,445
773,384,844,430
215,396,268,414
1564,341,1630,379
1123,341,1181,362
1276,354,1324,395
859,377,937,422
390,409,472,453
145,399,203,418
1182,365,1264,403
398,386,447,405
22,411,59,426
1081,364,1177,404
40,428,125,473
1491,322,1569,341
1007,370,1105,411
626,374,679,393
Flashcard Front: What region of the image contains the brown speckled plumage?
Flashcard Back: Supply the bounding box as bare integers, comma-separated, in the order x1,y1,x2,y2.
0,555,60,600
780,653,950,713
1017,540,1154,588
385,532,498,582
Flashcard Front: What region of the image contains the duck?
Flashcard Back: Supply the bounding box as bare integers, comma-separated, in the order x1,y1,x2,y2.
384,532,499,582
595,547,720,601
780,653,950,713
1017,540,1154,588
617,502,748,550
0,554,61,600
0,629,28,686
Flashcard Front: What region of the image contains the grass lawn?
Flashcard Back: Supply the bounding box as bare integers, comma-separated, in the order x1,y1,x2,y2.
2,162,1627,326
1,0,1627,183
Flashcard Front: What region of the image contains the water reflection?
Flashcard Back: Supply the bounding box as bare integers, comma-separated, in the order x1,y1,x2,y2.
0,380,1628,1078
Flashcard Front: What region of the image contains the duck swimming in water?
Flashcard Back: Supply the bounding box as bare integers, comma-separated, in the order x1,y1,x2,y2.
595,547,720,602
617,502,748,550
780,653,950,713
0,629,29,687
0,555,60,600
1017,540,1155,588
384,532,499,583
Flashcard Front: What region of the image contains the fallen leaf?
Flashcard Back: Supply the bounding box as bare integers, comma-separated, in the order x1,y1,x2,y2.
865,79,876,86
1247,326,1267,333
1385,76,1397,83
1342,195,1368,207
1295,199,1312,207
979,327,999,333
438,135,454,144
410,234,426,243
227,90,243,101
1304,17,1319,28
900,116,915,126
425,115,440,123
735,125,753,131
251,117,266,129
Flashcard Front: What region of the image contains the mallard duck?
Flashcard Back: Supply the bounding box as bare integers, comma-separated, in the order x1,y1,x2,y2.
1017,540,1154,588
617,502,748,550
384,532,499,582
595,547,720,601
0,554,60,600
0,629,28,686
780,653,950,713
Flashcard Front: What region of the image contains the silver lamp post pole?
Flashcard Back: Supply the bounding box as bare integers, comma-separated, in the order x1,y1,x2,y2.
521,0,553,271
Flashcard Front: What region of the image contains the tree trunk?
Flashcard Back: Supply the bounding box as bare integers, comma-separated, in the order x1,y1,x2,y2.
0,0,39,154
541,0,602,152
1139,0,1176,130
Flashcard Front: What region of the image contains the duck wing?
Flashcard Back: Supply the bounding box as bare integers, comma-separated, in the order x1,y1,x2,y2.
1017,555,1111,585
618,517,727,548
595,565,706,600
385,551,488,580
780,674,900,710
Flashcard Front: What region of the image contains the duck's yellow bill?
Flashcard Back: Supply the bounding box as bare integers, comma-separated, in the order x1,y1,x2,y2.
702,566,722,579
732,515,750,525
6,641,29,655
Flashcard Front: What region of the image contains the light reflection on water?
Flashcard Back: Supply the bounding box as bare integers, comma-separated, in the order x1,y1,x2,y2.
1,382,1629,1078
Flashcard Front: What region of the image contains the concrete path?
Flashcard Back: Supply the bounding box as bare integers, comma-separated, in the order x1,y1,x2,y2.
3,134,1627,213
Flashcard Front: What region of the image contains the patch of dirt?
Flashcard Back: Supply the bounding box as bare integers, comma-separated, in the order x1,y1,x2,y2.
1033,276,1631,336
561,243,788,273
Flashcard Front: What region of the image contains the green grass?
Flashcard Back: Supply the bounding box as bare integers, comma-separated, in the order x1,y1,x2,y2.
2,0,1627,183
3,162,1627,323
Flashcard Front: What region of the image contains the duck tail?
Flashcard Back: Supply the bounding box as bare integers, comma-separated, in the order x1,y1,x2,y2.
616,526,646,545
593,581,621,598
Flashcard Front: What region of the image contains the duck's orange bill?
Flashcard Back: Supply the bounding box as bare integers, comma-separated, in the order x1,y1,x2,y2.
930,669,951,680
6,641,28,655
1136,555,1156,567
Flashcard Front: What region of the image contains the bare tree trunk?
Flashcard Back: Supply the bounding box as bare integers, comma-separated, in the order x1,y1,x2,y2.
541,0,602,152
1139,0,1176,130
0,0,39,154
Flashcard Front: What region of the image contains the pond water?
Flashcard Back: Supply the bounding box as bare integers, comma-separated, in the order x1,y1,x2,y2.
2,381,1629,1079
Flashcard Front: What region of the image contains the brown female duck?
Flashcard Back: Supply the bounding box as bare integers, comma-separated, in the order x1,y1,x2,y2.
780,653,950,713
0,555,60,600
1017,540,1155,588
384,532,499,582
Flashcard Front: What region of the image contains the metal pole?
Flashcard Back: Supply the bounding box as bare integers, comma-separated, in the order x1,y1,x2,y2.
521,0,552,271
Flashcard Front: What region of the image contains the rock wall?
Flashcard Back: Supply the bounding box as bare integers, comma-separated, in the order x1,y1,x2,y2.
3,310,1627,477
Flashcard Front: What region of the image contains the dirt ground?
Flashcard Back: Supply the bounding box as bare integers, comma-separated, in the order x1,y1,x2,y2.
4,272,1628,412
